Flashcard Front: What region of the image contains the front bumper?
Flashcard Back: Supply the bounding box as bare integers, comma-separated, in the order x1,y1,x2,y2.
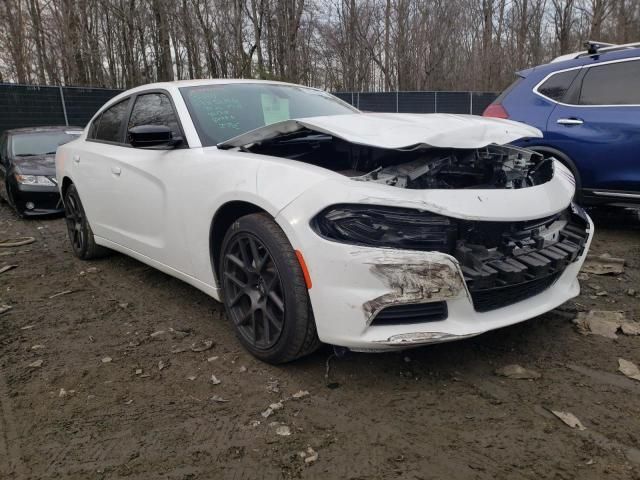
276,204,593,351
14,183,64,216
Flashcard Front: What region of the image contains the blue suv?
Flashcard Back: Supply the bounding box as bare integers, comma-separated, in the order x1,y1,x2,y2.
484,42,640,206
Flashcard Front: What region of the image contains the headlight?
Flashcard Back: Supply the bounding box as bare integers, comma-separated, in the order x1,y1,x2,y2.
311,204,457,252
14,174,55,186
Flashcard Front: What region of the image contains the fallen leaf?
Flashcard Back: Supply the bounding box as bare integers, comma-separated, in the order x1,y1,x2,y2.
0,265,17,274
31,345,45,350
574,311,625,339
135,369,143,375
158,360,167,370
28,359,43,368
210,395,229,403
618,358,640,382
150,330,166,338
495,364,541,380
551,410,586,430
238,366,247,373
59,388,67,397
620,320,640,336
49,290,74,299
582,254,625,275
0,305,13,316
207,356,219,362
101,357,112,363
303,447,318,464
275,425,291,436
191,340,214,352
187,375,197,381
210,374,221,385
292,390,310,399
261,407,274,418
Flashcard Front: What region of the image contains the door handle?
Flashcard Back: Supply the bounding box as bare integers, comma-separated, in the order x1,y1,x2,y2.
557,118,584,125
73,154,80,164
111,166,121,176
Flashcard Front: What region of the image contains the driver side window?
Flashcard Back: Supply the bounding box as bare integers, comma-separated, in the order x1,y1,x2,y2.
128,93,182,144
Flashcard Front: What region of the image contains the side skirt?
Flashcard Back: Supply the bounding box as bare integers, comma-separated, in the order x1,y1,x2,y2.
94,236,223,302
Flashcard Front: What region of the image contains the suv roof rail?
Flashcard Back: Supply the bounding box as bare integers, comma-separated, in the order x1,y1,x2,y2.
550,40,640,63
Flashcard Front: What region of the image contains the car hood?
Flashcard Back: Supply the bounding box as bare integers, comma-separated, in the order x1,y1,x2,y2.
218,113,542,150
13,154,56,175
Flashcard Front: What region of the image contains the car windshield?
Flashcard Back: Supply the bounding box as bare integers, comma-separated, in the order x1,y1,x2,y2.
12,131,80,156
180,83,358,146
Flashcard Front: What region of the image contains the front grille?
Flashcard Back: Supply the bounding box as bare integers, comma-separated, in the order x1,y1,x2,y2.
458,207,590,312
470,272,561,312
372,301,448,326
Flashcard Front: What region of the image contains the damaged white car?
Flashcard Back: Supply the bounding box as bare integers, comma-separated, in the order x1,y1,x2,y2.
55,80,593,363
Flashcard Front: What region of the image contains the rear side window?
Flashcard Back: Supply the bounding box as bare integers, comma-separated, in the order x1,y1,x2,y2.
94,100,129,143
538,69,580,102
128,93,181,140
579,60,640,105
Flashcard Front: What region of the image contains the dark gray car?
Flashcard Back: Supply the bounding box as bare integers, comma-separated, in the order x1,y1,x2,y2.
0,126,81,217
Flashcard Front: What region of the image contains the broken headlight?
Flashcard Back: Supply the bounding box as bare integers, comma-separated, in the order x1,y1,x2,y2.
311,204,457,252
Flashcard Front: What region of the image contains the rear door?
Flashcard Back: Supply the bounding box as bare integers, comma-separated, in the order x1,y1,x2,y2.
545,58,640,193
73,98,132,238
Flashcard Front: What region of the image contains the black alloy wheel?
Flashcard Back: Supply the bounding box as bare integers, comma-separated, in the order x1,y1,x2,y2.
219,213,320,363
63,183,107,260
222,233,285,349
65,188,86,253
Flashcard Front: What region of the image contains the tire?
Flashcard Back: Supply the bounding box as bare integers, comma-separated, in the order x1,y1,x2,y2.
63,183,108,260
219,213,320,364
5,182,25,218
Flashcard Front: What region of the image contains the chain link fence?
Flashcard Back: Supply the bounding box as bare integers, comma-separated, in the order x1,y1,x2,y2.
0,84,122,133
0,83,497,134
333,91,498,115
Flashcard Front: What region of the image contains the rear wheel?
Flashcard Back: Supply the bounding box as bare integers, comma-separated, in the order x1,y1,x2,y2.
63,183,108,260
219,213,320,363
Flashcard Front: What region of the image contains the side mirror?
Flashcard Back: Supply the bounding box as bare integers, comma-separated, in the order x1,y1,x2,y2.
128,125,182,148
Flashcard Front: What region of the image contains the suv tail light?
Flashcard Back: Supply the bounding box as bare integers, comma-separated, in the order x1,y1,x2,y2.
483,103,509,119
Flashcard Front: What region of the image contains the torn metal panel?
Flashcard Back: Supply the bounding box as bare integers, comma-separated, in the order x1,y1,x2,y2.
363,256,465,320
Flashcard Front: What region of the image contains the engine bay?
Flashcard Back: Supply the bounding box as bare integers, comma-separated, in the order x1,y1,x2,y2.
244,130,553,189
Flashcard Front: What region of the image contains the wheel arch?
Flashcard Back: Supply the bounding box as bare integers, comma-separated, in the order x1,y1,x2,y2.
61,176,74,199
209,200,271,288
528,145,582,191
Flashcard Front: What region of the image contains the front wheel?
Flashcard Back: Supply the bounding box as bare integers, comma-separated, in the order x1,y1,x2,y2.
63,183,108,260
219,213,320,364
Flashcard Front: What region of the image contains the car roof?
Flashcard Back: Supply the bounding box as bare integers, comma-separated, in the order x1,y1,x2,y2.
6,126,83,135
120,78,315,95
517,45,640,78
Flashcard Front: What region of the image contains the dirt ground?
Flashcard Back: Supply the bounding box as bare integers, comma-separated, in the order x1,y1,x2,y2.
0,201,639,480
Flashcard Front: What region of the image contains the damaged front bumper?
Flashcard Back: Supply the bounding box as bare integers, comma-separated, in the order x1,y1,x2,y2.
275,172,593,351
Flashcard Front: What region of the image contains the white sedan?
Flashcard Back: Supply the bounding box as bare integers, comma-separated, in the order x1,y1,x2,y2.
56,80,593,363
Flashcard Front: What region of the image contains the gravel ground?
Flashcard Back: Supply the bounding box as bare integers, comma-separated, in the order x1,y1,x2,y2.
0,201,639,480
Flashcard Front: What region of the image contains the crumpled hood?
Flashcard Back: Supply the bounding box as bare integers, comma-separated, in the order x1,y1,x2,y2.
13,154,56,175
219,113,542,150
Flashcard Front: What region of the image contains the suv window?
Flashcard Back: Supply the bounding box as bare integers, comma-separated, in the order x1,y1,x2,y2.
128,93,181,141
94,100,129,143
579,60,640,105
538,69,580,102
